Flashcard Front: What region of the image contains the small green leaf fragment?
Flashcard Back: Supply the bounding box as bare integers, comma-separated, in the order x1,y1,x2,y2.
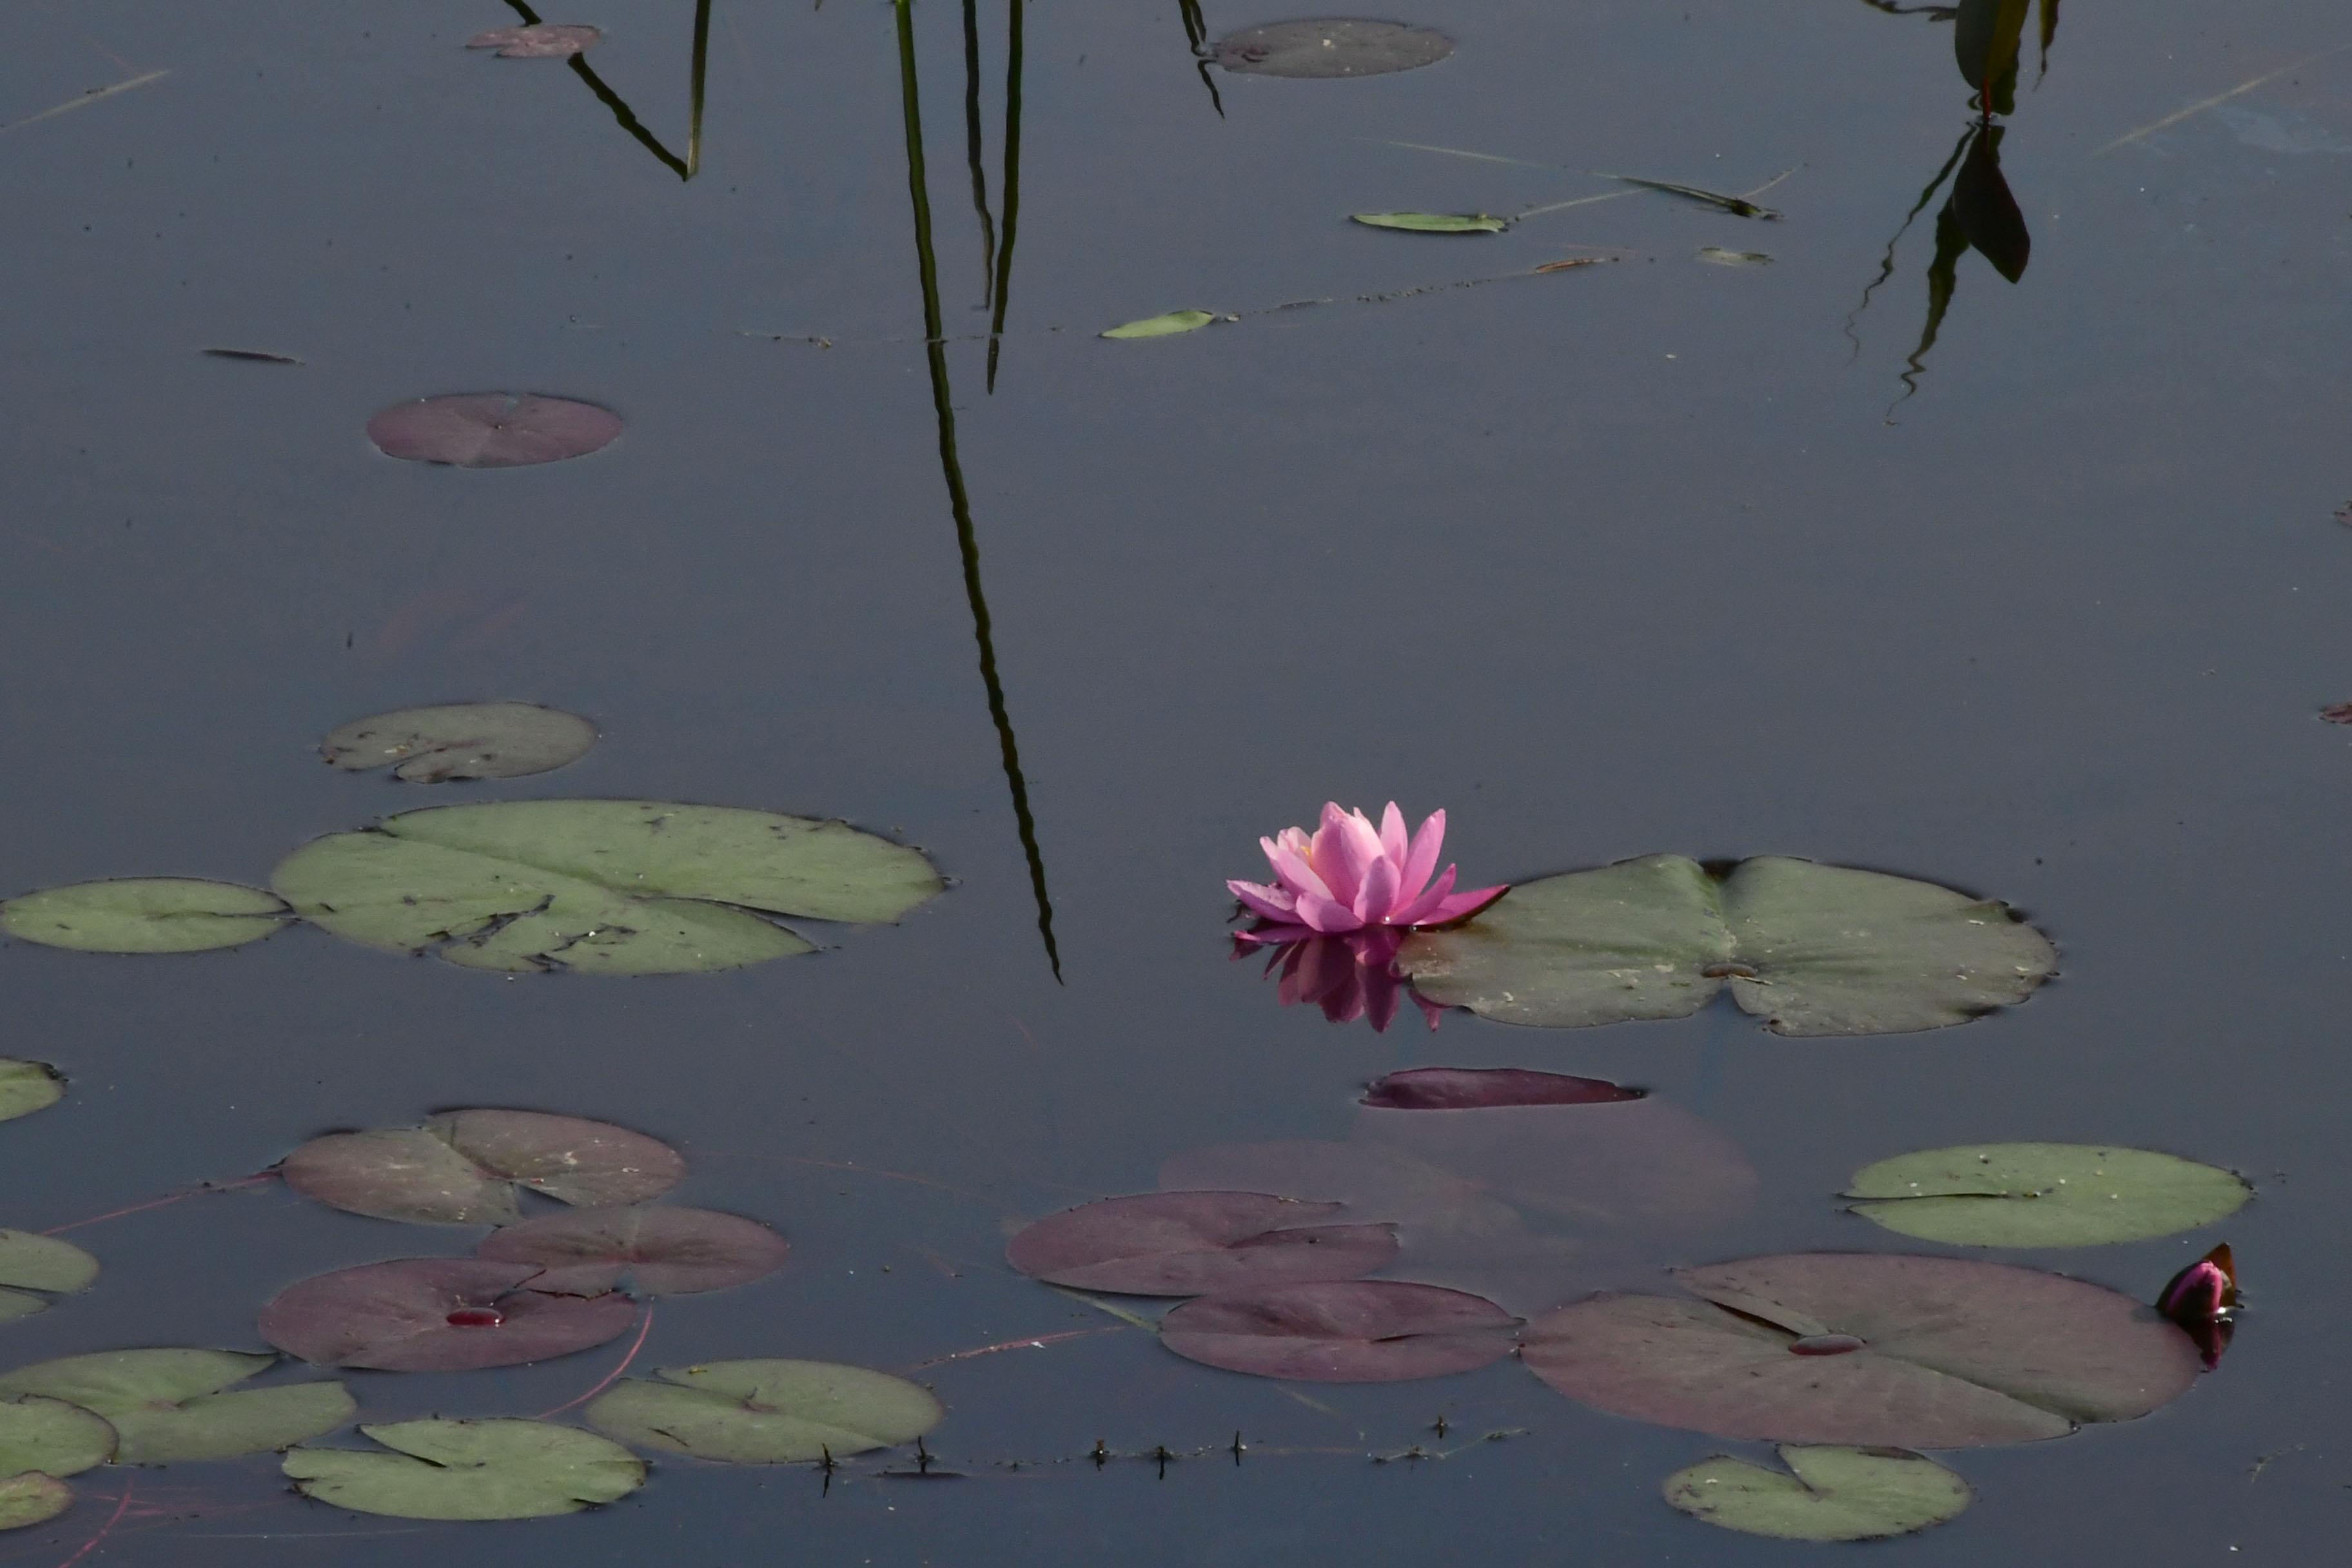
0,1062,63,1124
1696,246,1773,266
1351,211,1509,233
1101,310,1218,340
0,1396,117,1479
0,1233,97,1295
0,1470,72,1532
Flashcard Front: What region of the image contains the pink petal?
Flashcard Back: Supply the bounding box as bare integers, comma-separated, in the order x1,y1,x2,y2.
1399,809,1447,901
1227,879,1299,923
1360,965,1401,1032
1378,803,1409,867
1416,882,1511,928
1309,805,1380,906
1386,863,1458,927
1415,994,1447,1031
1233,919,1313,947
1294,889,1366,934
1354,856,1402,925
1268,839,1334,905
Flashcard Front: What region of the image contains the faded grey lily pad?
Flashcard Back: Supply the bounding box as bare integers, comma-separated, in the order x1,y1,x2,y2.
475,1204,789,1295
0,1232,97,1322
270,799,941,974
1664,1445,1972,1542
1101,310,1217,340
1214,20,1455,79
1159,1281,1519,1382
585,1360,943,1464
0,1349,353,1464
0,879,291,955
0,1471,70,1531
0,1062,62,1124
1006,1191,1396,1295
1352,211,1507,234
283,1108,683,1226
0,1396,116,1478
1845,1144,2252,1248
322,703,598,783
366,395,621,469
1400,855,2055,1035
466,25,600,59
285,1419,643,1520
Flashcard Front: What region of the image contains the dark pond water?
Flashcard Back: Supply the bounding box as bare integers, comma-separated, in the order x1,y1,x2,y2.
4,0,2347,1560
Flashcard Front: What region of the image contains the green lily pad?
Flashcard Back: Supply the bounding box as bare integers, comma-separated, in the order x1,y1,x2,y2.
0,879,291,955
1845,1144,2252,1248
1101,310,1217,340
0,1349,353,1464
284,1419,645,1520
1351,211,1509,234
0,1231,97,1298
322,703,598,783
0,1062,62,1124
585,1359,943,1464
0,1471,71,1531
1399,855,2056,1036
1663,1445,1971,1542
0,1396,115,1478
1697,246,1774,266
270,799,942,975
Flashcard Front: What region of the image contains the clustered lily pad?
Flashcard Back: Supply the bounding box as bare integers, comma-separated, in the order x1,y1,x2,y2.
0,1394,115,1478
320,703,598,783
0,1349,353,1464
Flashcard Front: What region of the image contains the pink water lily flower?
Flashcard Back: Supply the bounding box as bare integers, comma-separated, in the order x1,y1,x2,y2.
1228,802,1507,936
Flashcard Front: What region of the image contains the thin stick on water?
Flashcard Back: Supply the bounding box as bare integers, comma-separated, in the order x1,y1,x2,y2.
1,70,169,133
2097,43,2352,153
41,1172,278,1235
536,1305,654,1418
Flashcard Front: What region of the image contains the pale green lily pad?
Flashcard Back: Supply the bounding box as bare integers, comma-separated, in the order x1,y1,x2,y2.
322,702,598,783
1697,246,1773,266
0,1396,116,1478
585,1359,943,1464
1101,310,1217,340
0,1471,71,1531
0,1232,97,1295
271,799,942,975
1400,855,2056,1036
0,1062,62,1124
1664,1445,1970,1542
1351,211,1509,233
284,1419,645,1520
1845,1144,2252,1248
0,879,291,955
0,1349,353,1464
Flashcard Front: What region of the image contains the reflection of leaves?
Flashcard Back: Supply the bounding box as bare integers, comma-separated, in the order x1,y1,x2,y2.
1952,0,2030,113
1952,123,2028,280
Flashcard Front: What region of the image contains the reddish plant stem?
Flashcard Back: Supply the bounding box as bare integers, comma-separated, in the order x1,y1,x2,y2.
897,1326,1121,1374
536,1305,654,1419
55,1476,133,1568
41,1172,279,1236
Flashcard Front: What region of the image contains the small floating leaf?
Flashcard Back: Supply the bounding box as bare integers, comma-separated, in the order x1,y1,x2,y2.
366,394,621,469
282,1108,683,1225
1005,1191,1396,1295
0,1232,97,1297
1611,176,1782,219
257,1259,635,1371
466,24,601,59
475,1204,789,1295
1360,1067,1642,1110
321,703,598,783
585,1360,942,1464
1845,1144,2251,1247
1213,20,1455,79
0,1471,70,1531
0,1349,352,1464
1697,246,1773,266
0,879,291,955
0,1061,63,1124
1101,310,1217,340
0,1396,116,1478
285,1419,643,1520
1160,1280,1518,1382
1351,211,1507,234
1663,1445,1971,1542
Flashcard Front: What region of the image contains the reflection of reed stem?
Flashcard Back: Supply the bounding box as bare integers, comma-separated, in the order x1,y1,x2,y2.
499,0,700,181
986,0,1024,391
963,0,998,302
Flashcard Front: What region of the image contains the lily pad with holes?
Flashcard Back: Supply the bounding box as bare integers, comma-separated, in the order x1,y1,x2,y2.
285,1419,643,1520
270,799,941,974
258,1259,636,1372
322,703,598,783
0,1063,62,1124
1213,19,1455,78
1006,1192,1397,1296
475,1205,789,1296
1158,1280,1518,1382
1351,212,1508,234
0,1232,97,1322
1522,1252,2201,1447
585,1360,943,1464
1399,855,2056,1035
0,879,291,955
0,1349,353,1464
1845,1144,2252,1248
282,1108,683,1225
0,1471,70,1531
1664,1445,1972,1542
366,395,622,469
1101,310,1217,340
466,24,600,58
0,1396,115,1478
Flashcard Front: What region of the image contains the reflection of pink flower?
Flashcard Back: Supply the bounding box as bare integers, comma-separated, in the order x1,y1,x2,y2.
2156,1244,2238,1371
1228,803,1506,936
1237,928,1445,1033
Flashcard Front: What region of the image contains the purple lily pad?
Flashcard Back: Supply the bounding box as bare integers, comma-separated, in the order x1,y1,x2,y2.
1361,1066,1644,1110
1004,1191,1396,1296
1159,1280,1518,1382
1522,1253,2204,1448
282,1109,685,1226
258,1259,636,1371
466,25,602,59
366,394,621,469
475,1205,789,1296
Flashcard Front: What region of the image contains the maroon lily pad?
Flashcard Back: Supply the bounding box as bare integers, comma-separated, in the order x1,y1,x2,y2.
257,1259,636,1371
1361,1066,1644,1110
1004,1191,1396,1296
475,1205,789,1296
366,394,622,469
282,1109,685,1226
1522,1253,2204,1449
1159,1280,1518,1382
467,25,601,59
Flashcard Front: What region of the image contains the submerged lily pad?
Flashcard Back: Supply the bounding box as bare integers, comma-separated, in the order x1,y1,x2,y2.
1663,1445,1972,1542
0,1471,70,1531
0,1396,115,1477
1361,1066,1642,1110
283,1108,684,1225
0,1349,352,1464
475,1204,789,1295
1006,1191,1397,1296
0,1231,98,1319
0,879,291,955
0,1061,63,1123
1351,211,1507,234
271,799,941,974
322,703,598,783
585,1360,943,1464
466,25,600,59
1400,855,2056,1035
1845,1144,2251,1248
285,1419,643,1520
257,1259,636,1371
1697,246,1774,266
1158,1280,1518,1382
1213,20,1455,78
1101,310,1217,340
1522,1253,2201,1447
366,395,622,469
